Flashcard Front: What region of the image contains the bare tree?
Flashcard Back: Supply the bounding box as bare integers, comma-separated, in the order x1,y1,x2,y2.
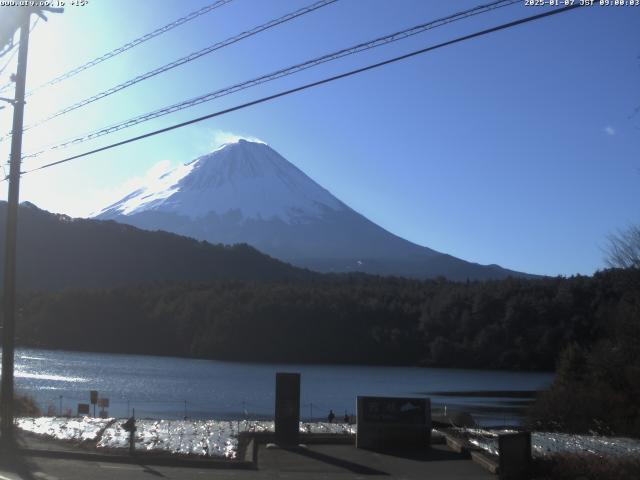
605,225,640,269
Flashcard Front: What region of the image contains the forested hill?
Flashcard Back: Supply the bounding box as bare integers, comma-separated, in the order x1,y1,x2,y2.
16,268,639,370
0,202,311,291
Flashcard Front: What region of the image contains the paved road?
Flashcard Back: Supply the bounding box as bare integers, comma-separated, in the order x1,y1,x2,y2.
0,443,494,480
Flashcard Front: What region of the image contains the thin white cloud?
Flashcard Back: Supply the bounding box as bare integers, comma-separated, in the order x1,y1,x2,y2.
85,160,175,217
211,130,266,150
604,125,616,136
14,131,269,218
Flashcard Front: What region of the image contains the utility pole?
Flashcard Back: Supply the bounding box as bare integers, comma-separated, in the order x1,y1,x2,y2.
0,6,62,447
0,10,31,447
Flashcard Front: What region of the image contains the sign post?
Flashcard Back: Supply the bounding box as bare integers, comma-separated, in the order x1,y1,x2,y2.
98,397,109,418
90,390,98,417
121,408,137,456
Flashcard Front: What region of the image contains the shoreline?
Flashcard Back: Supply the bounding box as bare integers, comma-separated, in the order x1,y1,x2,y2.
13,346,556,373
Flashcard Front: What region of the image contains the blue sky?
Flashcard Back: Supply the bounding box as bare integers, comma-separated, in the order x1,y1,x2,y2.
0,0,638,277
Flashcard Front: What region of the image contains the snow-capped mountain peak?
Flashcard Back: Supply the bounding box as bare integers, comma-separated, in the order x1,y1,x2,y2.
94,137,529,281
95,140,344,223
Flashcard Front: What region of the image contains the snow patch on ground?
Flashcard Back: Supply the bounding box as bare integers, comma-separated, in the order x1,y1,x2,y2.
17,417,111,442
99,419,238,458
20,417,638,460
17,417,355,459
458,428,640,458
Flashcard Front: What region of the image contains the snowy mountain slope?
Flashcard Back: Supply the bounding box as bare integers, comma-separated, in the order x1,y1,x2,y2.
97,140,344,222
94,139,529,280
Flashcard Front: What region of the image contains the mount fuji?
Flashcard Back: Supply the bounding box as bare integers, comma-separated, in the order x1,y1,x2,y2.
94,139,527,280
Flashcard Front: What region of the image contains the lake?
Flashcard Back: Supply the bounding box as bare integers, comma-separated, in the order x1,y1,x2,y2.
10,348,553,425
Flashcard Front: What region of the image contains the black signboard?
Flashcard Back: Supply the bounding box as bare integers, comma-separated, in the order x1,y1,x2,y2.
77,403,90,415
356,396,431,450
90,390,98,405
275,372,300,445
361,396,427,424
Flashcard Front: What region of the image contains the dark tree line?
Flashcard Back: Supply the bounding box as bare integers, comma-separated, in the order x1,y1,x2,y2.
527,267,640,436
0,202,311,292
14,268,639,372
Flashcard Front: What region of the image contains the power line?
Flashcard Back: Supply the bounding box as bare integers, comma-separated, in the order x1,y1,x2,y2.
0,41,17,60
0,0,234,97
0,31,18,60
18,3,585,178
21,0,338,132
0,80,12,96
0,46,19,80
21,0,519,159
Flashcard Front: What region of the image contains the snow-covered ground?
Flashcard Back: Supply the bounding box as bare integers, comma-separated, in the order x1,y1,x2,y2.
18,417,640,460
457,428,640,459
17,417,355,459
17,417,112,442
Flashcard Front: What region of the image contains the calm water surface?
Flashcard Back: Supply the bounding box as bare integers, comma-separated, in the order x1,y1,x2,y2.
10,348,553,425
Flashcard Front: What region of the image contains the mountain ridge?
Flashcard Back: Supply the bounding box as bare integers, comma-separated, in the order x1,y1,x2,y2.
94,139,532,281
0,201,311,292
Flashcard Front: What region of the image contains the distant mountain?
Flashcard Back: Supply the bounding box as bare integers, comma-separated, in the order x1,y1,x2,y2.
0,201,309,292
95,139,529,280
